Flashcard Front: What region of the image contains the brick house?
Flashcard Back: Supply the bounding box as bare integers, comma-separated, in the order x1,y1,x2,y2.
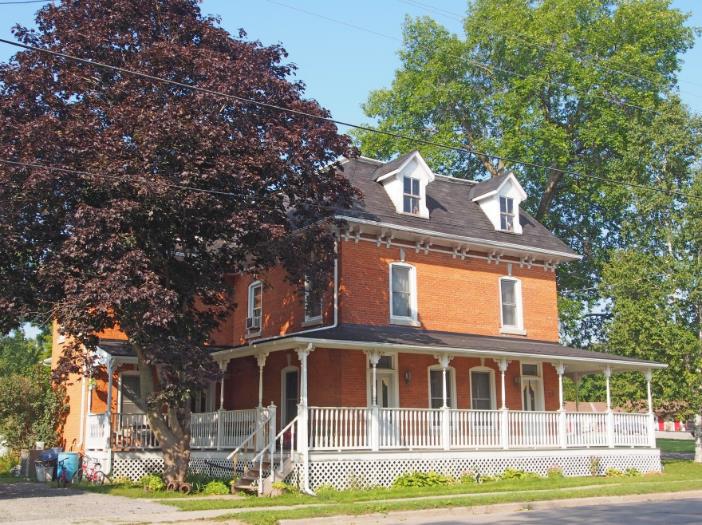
54,151,663,493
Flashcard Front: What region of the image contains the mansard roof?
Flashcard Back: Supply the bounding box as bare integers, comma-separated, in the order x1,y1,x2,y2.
336,155,578,260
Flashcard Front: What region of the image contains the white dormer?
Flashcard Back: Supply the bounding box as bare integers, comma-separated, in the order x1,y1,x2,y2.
471,173,527,234
374,151,435,219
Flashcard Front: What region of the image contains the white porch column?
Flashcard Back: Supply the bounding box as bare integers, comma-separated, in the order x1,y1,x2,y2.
296,344,313,493
498,359,509,450
105,359,115,450
645,369,656,449
604,366,614,448
216,359,229,451
368,351,381,452
555,363,566,449
436,354,453,451
256,353,268,408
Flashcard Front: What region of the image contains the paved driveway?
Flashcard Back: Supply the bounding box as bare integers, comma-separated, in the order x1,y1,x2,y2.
0,482,181,524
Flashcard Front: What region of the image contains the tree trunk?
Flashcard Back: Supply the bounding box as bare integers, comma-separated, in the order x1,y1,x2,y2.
161,431,192,484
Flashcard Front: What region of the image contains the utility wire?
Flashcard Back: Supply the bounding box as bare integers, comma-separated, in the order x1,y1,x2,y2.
0,37,690,199
0,0,48,4
269,0,660,115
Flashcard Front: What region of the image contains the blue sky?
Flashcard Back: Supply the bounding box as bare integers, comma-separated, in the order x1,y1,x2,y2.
1,0,700,127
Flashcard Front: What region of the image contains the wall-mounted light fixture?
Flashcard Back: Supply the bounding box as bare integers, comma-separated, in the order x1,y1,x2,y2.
403,370,412,384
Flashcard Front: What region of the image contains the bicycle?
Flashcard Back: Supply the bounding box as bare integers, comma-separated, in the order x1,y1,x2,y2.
56,457,78,488
75,456,109,486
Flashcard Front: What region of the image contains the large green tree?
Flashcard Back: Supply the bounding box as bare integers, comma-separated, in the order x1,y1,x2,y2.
353,0,696,343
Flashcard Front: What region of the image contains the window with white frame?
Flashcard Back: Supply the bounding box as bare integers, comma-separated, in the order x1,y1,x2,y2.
499,277,522,329
499,196,515,232
390,263,416,322
247,281,262,331
403,176,421,214
120,373,142,414
429,366,455,409
470,369,495,410
304,276,322,322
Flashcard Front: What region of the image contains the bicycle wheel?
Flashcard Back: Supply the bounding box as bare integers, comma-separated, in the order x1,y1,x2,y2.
73,468,84,484
93,471,107,485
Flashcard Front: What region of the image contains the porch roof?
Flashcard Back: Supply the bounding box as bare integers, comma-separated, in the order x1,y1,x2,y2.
220,323,665,376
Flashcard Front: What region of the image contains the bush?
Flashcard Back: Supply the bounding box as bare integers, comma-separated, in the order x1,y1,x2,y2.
271,481,298,494
624,468,641,477
201,480,229,495
500,468,540,481
0,454,18,476
139,473,165,492
605,468,624,478
110,475,134,486
589,457,602,477
547,467,564,479
393,471,453,488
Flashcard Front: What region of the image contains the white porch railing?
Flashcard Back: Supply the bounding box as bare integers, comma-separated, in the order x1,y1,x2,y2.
450,409,501,448
508,411,560,448
306,407,655,452
379,408,442,449
86,413,111,450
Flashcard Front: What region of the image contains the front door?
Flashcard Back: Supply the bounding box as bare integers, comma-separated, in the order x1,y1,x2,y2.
375,370,397,408
522,378,541,411
282,369,299,426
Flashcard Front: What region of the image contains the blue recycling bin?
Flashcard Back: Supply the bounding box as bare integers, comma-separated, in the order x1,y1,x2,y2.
56,452,80,484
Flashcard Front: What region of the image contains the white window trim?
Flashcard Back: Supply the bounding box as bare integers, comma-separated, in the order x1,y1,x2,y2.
499,276,526,335
280,366,299,425
427,365,457,409
365,354,399,408
303,277,323,325
389,262,419,326
518,361,545,411
468,366,497,410
402,175,422,216
499,196,516,233
117,370,142,415
247,280,263,335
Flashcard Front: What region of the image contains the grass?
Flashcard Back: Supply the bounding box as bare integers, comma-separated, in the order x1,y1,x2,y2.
163,460,702,513
658,438,695,454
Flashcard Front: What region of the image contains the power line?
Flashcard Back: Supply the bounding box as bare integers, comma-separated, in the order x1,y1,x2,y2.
269,0,660,116
0,38,689,199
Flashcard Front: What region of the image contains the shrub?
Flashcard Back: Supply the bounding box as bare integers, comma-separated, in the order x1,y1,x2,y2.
0,454,18,476
624,468,641,477
393,471,453,488
271,481,298,494
110,475,134,486
202,480,229,495
139,473,165,492
547,467,564,479
589,457,602,477
500,468,540,480
605,468,624,478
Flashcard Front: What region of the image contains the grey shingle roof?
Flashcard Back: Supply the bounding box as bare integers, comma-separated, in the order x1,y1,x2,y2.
337,157,578,258
468,174,509,200
371,151,418,181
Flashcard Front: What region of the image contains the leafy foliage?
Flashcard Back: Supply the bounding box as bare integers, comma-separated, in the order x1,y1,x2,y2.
201,480,229,495
0,365,66,452
393,471,453,487
139,473,166,492
0,0,357,482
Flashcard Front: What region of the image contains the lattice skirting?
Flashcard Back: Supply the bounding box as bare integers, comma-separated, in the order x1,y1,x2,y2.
111,451,242,480
307,449,662,490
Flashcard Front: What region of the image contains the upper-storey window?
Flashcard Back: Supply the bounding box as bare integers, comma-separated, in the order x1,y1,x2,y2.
304,277,323,323
499,277,524,333
390,262,417,323
403,176,421,214
499,196,515,232
247,281,262,332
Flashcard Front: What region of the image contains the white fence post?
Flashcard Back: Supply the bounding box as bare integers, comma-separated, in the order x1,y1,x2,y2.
370,405,380,451
604,366,614,448
556,363,567,449
441,406,450,451
255,405,266,452
500,409,509,449
268,403,277,455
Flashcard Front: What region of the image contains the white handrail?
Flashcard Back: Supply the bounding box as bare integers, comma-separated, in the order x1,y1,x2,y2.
251,415,299,495
226,413,270,461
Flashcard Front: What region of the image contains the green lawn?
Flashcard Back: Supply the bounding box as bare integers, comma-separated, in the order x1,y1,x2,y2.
658,438,695,454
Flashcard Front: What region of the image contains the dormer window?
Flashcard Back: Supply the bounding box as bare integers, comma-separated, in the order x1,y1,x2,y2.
403,177,421,215
499,196,515,232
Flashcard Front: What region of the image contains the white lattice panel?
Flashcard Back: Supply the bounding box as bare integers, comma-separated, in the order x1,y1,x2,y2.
111,452,248,480
307,451,662,490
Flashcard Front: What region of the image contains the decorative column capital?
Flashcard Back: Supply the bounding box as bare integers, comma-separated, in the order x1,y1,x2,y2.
367,350,382,367
217,359,230,372
435,353,453,369
497,358,509,373
555,363,566,376
644,369,653,382
256,352,268,369
296,343,314,361
603,366,612,379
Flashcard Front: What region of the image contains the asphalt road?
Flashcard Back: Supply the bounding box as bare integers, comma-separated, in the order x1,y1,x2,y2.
317,497,702,524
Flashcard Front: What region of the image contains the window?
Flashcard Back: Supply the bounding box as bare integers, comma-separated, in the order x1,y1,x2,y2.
403,176,421,214
120,373,142,414
390,263,416,322
304,277,322,322
499,277,522,329
521,363,539,377
470,370,495,410
499,196,515,232
429,367,455,409
247,281,262,331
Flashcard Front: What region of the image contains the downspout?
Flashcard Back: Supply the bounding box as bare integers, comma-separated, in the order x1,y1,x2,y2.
77,368,87,450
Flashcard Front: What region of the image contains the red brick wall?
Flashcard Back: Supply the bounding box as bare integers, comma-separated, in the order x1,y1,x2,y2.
338,240,559,341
